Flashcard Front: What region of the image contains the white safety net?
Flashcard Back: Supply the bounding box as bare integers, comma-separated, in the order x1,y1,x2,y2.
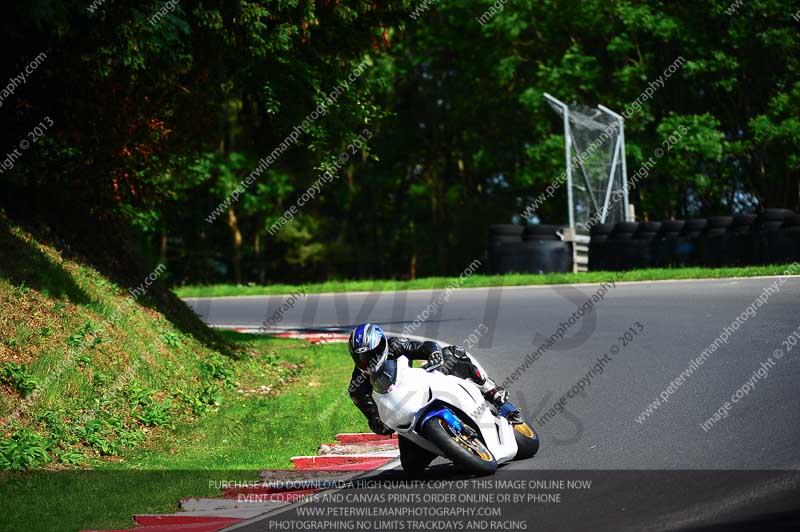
547,102,627,232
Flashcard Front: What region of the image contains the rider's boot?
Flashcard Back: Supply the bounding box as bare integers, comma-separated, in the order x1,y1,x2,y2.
485,387,523,424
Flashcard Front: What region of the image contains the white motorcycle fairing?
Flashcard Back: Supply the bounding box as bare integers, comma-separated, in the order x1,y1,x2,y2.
372,355,519,464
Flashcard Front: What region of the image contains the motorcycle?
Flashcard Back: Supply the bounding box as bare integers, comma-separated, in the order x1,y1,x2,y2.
371,354,539,475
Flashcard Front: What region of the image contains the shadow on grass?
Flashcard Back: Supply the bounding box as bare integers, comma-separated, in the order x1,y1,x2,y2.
0,213,235,358
63,222,238,358
0,470,257,532
137,287,239,358
0,217,93,306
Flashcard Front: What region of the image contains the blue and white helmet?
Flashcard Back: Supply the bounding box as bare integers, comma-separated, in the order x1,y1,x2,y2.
348,323,388,372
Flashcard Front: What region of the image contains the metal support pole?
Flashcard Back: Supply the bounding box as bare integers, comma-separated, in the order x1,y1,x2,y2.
564,108,575,231
598,105,630,222
544,93,574,231
601,132,623,223
620,123,630,221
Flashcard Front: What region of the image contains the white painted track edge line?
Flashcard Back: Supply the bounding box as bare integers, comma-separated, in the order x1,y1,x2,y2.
180,274,800,301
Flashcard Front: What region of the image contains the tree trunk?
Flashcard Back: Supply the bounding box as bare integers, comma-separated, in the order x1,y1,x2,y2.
159,232,167,265
254,231,265,284
227,207,243,284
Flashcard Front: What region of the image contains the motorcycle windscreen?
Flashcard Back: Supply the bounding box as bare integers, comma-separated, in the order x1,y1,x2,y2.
370,358,397,394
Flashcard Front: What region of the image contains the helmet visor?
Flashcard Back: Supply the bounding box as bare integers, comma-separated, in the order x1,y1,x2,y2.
355,335,388,373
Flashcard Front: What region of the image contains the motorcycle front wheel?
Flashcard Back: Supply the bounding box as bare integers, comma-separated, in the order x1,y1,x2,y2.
512,421,540,460
421,417,497,475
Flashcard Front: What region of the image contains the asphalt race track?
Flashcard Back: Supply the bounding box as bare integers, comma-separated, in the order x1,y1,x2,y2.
184,277,800,531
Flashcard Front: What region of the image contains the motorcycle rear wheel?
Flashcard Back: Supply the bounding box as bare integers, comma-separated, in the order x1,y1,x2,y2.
421,417,497,475
399,435,437,477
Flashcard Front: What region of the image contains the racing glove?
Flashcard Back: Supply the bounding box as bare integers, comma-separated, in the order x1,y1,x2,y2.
443,345,468,359
421,349,445,371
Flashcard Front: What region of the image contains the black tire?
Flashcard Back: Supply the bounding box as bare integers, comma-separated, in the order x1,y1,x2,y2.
682,218,708,234
730,214,757,233
785,213,800,227
610,222,638,242
637,221,662,233
732,213,757,224
489,224,524,236
660,220,685,233
522,233,560,241
633,221,661,242
633,231,659,241
512,422,540,460
489,233,523,244
589,239,609,270
522,224,560,241
761,208,794,221
518,240,572,273
756,209,791,231
494,241,526,274
488,231,523,273
757,220,785,231
590,223,616,236
613,222,639,233
707,216,733,229
398,435,437,477
421,417,497,476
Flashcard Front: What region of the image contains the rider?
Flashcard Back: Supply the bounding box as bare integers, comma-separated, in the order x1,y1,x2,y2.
348,323,522,435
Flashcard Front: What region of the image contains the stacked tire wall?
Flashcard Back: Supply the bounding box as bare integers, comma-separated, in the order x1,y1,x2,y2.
488,224,572,274
588,209,800,271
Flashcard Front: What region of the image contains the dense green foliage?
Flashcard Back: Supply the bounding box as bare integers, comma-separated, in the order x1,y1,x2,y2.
2,0,798,283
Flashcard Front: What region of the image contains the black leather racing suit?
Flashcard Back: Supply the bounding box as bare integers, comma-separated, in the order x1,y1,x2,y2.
348,337,496,435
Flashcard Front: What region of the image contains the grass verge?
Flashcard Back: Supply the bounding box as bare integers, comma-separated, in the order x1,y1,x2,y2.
0,214,242,471
175,264,799,298
0,214,366,531
114,332,366,471
1,333,365,532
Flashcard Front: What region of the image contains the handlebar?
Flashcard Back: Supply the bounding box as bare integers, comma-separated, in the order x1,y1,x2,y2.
423,361,443,372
